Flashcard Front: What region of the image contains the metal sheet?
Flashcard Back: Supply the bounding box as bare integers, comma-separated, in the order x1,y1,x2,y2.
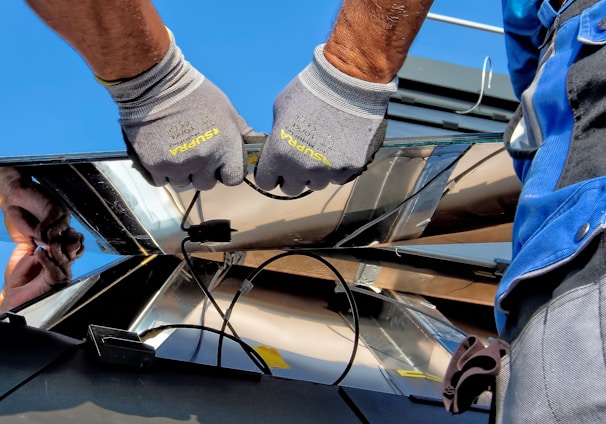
4,133,517,257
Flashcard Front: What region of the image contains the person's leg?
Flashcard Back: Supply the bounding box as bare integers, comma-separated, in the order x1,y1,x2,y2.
497,235,606,423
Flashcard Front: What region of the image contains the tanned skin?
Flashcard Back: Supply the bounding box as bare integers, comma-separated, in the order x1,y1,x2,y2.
325,0,434,83
9,0,434,308
25,0,170,81
25,0,433,83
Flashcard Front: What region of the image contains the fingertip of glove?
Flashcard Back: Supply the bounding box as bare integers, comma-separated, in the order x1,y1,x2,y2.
217,164,248,188
219,176,243,189
190,178,216,192
307,180,329,192
278,177,307,197
250,170,277,193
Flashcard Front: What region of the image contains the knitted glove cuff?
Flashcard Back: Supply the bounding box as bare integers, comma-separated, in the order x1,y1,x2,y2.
299,44,398,119
103,29,204,120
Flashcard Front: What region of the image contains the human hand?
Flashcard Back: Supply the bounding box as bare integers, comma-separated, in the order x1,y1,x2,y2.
1,226,84,312
0,169,85,311
105,32,253,190
255,44,397,196
2,173,70,246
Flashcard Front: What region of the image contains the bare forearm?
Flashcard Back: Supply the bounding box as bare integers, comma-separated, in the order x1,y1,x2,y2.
325,0,434,83
25,0,169,81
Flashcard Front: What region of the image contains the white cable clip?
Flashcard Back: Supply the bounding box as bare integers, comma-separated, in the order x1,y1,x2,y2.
239,279,254,295
455,56,493,115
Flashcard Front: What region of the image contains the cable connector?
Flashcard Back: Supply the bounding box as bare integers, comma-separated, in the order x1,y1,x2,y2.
187,219,235,243
239,279,254,295
87,324,155,369
224,307,233,322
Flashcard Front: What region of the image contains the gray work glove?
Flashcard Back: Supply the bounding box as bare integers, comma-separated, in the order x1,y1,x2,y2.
255,44,397,196
103,31,252,190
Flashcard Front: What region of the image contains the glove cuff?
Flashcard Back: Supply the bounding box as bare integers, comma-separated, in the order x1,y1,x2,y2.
103,28,204,120
299,44,397,119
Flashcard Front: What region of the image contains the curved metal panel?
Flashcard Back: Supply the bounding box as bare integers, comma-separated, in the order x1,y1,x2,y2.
6,133,516,256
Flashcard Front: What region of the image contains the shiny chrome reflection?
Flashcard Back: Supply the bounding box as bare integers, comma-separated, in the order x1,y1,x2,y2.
5,133,518,256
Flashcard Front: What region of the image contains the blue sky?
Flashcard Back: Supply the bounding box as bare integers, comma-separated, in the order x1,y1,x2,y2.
0,0,505,156
0,1,506,285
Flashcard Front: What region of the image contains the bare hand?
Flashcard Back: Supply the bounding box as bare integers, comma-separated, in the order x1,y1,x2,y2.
1,174,84,312
3,178,70,246
0,229,84,312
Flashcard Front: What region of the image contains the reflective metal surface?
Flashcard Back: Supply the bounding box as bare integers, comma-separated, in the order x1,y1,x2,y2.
121,255,480,402
2,133,506,414
4,133,518,257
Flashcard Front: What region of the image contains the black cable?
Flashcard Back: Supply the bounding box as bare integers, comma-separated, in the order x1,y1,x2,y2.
178,149,470,380
180,189,201,231
188,311,205,363
179,189,267,370
181,238,270,374
138,323,272,375
180,189,206,362
187,261,219,362
180,238,238,336
243,177,314,200
216,291,242,369
180,190,236,361
217,250,360,386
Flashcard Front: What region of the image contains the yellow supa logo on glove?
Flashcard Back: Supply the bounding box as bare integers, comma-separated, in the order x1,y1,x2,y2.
280,129,332,167
169,128,220,156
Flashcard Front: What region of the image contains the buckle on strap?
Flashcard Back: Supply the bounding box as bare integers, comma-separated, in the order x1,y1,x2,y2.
442,335,510,414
